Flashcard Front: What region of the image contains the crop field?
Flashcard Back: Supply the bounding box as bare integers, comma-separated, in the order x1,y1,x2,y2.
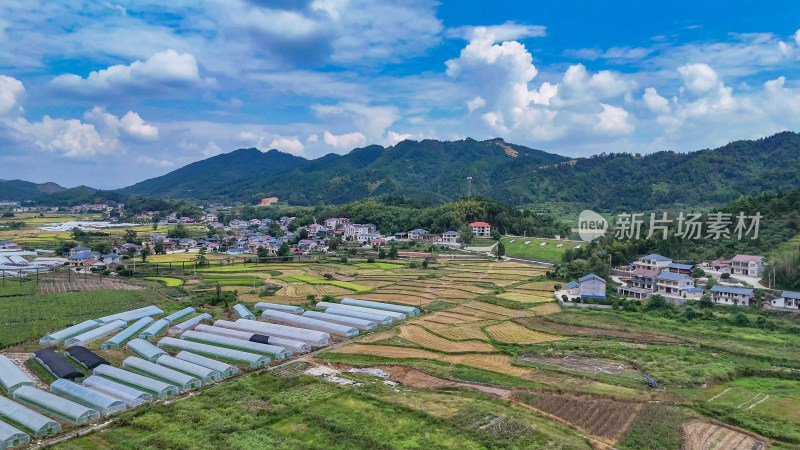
463,301,532,318
278,283,351,297
441,354,532,377
529,302,562,315
528,393,642,442
398,325,496,353
201,275,265,286
500,237,572,261
693,378,800,423
144,276,184,287
356,293,435,305
355,262,405,269
484,322,566,344
680,420,766,450
277,275,373,293
497,291,553,303
329,344,442,359
416,320,494,341
514,281,559,292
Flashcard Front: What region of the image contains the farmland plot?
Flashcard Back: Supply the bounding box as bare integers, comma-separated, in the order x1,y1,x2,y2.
464,301,532,318
530,303,561,315
681,420,766,450
357,293,436,306
449,306,508,320
330,344,441,360
399,325,496,353
419,321,494,341
531,394,642,442
442,354,532,377
515,281,559,292
485,322,565,344
498,292,553,303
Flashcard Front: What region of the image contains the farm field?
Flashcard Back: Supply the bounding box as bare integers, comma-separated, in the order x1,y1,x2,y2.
144,276,184,287
500,237,573,261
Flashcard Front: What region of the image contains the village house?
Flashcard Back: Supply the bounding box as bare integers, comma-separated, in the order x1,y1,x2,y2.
344,224,370,241
394,232,409,240
771,291,800,310
470,221,491,238
731,254,765,277
666,263,694,276
356,233,381,244
324,217,350,230
656,272,702,299
102,253,120,265
711,285,755,306
634,254,672,271
0,240,22,250
578,273,607,299
566,281,580,296
409,229,427,241
69,245,90,256
440,231,461,244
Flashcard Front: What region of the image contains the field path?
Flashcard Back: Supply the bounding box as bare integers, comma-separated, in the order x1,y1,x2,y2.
708,387,731,402
748,394,769,409
4,353,48,389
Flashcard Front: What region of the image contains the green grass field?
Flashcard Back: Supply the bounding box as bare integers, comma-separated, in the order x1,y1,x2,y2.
277,275,372,293
355,262,405,270
144,276,184,287
0,289,158,348
0,281,36,297
201,275,265,287
501,237,572,261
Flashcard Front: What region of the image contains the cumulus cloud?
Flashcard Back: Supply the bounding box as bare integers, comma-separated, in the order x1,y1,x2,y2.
312,102,398,140
51,49,204,94
448,21,546,42
642,87,670,114
12,116,114,157
677,63,719,94
594,104,634,135
467,96,486,112
0,75,25,116
269,136,305,154
323,130,366,150
386,131,420,145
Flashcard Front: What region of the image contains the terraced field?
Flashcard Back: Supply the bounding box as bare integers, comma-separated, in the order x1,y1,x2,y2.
485,322,566,344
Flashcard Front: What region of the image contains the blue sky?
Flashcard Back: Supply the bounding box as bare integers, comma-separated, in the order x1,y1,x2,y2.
2,0,800,189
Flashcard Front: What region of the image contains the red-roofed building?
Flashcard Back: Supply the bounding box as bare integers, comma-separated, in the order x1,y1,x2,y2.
470,221,491,238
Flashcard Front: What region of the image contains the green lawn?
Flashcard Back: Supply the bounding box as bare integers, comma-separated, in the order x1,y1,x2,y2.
0,289,158,348
501,237,572,261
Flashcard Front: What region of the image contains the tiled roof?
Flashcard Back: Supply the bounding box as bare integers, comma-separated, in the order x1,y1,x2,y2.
579,273,605,283
657,272,689,281
781,291,800,299
732,254,764,263
641,253,670,261
711,285,754,295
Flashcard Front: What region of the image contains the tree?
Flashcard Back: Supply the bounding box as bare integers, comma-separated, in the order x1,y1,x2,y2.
495,241,505,260
168,223,189,239
460,228,474,244
378,247,386,259
389,244,398,260
298,229,309,240
491,229,501,241
140,248,151,263
154,242,165,254
123,229,139,243
721,273,731,280
699,293,714,308
692,267,706,278
257,247,268,258
277,242,291,257
194,247,208,266
152,223,158,230
645,294,667,310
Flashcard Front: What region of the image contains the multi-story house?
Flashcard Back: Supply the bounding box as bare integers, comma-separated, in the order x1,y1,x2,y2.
656,272,702,298
578,273,607,299
731,254,765,277
440,231,460,243
409,229,427,241
771,291,800,310
470,222,491,238
634,254,672,272
711,285,755,306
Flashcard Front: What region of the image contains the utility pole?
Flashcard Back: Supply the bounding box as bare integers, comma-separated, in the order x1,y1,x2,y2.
466,177,473,197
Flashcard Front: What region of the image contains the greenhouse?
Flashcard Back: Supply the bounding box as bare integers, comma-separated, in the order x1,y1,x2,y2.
302,311,377,330
157,337,270,368
218,319,330,346
50,379,127,416
126,338,167,362
261,310,359,337
341,298,420,315
92,365,179,398
39,320,101,345
102,316,154,349
324,307,394,325
155,355,221,383
168,313,212,335
0,396,61,438
0,419,29,449
232,304,256,320
122,357,202,391
64,346,109,371
12,386,100,425
82,376,153,407
175,351,238,377
64,319,127,346
254,302,304,314
163,307,195,323
316,302,406,320
181,331,290,359
139,318,171,340
31,349,83,381
0,355,34,394
95,305,164,324
194,325,311,353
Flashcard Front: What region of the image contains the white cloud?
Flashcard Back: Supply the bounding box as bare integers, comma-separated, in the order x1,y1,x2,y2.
269,136,305,154
119,111,158,140
448,21,546,42
307,134,319,143
136,156,174,167
51,49,203,94
594,104,634,135
677,63,719,93
794,29,800,47
385,131,419,145
323,130,366,150
642,87,670,114
12,115,115,157
0,75,25,116
202,141,222,158
467,96,486,112
312,102,397,140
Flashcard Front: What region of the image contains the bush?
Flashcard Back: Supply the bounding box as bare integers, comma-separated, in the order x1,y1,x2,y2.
340,256,348,263
561,294,568,302
306,294,316,301
322,295,335,302
323,273,334,279
366,257,375,263
553,283,562,290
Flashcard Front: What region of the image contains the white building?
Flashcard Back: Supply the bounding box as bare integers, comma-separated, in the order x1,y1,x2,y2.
771,291,800,310
711,285,755,306
470,222,491,238
578,273,606,299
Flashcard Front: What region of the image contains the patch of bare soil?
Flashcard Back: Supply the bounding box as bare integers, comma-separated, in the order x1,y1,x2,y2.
680,420,766,450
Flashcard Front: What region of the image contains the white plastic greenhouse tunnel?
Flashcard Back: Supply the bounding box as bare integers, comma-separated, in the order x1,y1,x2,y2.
163,307,195,323
95,305,164,324
302,311,377,330
315,302,406,321
12,386,100,425
125,338,167,362
323,307,394,325
0,355,34,394
261,309,359,337
102,317,154,349
49,379,127,416
64,319,127,346
218,319,330,346
38,320,101,345
155,355,221,383
253,302,304,314
341,298,420,315
92,365,179,398
157,337,269,369
0,419,29,449
180,331,290,359
0,396,61,437
122,357,202,391
168,313,212,335
174,351,238,378
232,304,256,320
139,318,171,340
194,324,311,353
82,376,153,408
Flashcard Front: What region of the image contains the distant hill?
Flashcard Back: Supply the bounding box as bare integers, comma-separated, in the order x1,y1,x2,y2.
0,179,67,202
120,148,308,199
119,133,800,211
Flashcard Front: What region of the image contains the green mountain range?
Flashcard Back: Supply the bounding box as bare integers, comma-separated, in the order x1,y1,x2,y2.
5,132,800,212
